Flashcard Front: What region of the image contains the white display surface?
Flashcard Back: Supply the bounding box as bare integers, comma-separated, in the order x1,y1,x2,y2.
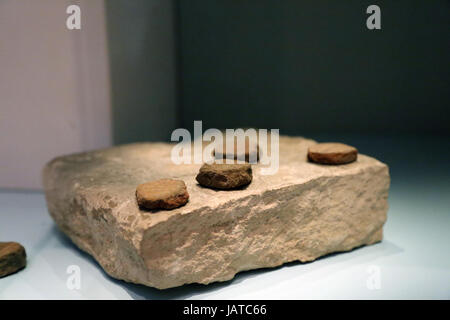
0,186,449,300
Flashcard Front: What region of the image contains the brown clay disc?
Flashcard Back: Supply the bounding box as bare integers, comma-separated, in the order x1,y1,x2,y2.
136,179,189,210
308,142,358,165
196,163,252,190
0,242,27,278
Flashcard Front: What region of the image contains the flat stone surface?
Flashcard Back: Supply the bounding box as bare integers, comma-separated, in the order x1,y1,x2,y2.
0,242,26,278
43,136,390,289
136,179,189,210
308,142,358,164
196,163,252,189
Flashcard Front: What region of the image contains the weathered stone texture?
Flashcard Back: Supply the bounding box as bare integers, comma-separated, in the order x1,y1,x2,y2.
43,136,389,289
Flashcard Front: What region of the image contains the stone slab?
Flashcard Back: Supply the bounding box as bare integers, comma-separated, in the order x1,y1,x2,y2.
43,136,390,289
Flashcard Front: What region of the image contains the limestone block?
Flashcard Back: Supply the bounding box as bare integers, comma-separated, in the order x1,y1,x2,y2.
43,136,390,289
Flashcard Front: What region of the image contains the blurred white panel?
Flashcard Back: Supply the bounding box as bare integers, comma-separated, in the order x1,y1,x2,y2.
0,0,112,190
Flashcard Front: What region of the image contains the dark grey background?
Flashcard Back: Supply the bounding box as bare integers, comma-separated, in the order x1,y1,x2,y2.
106,0,178,144
106,0,449,143
177,0,450,136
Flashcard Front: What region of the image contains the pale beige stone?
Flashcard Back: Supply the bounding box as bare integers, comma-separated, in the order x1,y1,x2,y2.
43,136,390,289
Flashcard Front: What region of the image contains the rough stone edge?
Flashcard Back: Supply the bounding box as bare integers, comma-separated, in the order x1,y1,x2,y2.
43,157,390,289
139,165,389,288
